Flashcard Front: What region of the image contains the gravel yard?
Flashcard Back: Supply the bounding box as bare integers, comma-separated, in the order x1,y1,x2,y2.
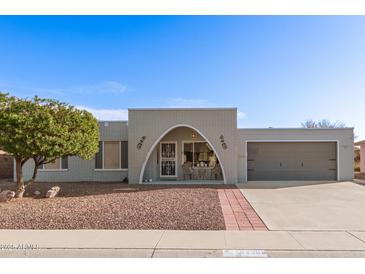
0,181,227,230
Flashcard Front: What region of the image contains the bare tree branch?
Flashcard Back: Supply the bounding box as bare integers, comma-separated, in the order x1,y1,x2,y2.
301,119,346,129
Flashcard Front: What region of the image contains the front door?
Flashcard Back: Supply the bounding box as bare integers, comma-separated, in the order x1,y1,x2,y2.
160,142,177,178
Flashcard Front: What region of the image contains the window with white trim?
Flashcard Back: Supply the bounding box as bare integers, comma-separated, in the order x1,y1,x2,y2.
95,141,128,169
182,141,217,168
38,157,68,170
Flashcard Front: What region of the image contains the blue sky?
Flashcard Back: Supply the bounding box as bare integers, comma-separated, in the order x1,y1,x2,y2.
0,16,364,139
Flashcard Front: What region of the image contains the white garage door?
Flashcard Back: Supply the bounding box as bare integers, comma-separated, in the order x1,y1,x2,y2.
247,142,337,181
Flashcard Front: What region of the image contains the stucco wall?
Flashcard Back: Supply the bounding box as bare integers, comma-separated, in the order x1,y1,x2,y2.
19,110,354,184
128,108,238,184
22,121,128,182
143,126,217,181
237,128,354,182
99,121,128,141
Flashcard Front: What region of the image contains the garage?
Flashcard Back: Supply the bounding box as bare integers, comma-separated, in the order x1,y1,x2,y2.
247,142,337,181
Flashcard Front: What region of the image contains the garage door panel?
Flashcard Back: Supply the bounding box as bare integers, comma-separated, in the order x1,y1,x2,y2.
249,170,336,181
247,142,337,181
248,169,337,181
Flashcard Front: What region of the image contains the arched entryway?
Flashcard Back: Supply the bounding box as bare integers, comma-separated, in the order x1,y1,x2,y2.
139,124,227,184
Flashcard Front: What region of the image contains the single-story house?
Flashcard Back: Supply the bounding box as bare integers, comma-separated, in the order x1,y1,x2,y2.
355,140,365,174
21,108,354,184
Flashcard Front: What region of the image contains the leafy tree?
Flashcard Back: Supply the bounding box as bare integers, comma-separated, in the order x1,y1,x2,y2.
301,119,346,129
0,93,99,198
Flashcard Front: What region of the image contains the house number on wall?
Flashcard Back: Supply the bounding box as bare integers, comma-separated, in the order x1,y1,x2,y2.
220,135,228,150
137,136,146,150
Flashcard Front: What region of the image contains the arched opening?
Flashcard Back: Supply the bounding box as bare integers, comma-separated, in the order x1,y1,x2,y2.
139,124,226,184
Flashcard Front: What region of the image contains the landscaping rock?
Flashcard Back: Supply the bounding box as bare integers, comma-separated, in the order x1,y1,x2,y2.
0,181,226,230
0,190,15,203
46,186,60,198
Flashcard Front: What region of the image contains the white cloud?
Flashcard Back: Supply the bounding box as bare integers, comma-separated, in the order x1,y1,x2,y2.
77,106,128,121
98,81,128,94
32,81,128,96
237,110,247,128
237,111,246,119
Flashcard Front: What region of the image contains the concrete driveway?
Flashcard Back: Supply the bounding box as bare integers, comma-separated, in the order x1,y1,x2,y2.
238,181,365,231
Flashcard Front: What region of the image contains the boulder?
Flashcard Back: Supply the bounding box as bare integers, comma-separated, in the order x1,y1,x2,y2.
0,190,15,203
46,186,60,198
33,190,41,196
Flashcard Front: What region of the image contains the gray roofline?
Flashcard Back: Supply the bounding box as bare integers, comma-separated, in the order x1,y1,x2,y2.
355,140,365,145
128,107,237,111
238,127,354,130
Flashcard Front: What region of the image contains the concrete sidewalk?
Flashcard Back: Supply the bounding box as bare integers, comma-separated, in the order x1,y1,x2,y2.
1,230,365,257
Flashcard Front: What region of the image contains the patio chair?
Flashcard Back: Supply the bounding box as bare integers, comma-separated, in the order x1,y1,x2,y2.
197,168,207,180
182,162,193,180
211,163,222,180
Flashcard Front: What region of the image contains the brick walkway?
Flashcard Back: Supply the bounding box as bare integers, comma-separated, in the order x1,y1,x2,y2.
218,188,268,231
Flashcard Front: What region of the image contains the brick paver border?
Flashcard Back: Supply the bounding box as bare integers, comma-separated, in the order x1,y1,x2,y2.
218,188,268,231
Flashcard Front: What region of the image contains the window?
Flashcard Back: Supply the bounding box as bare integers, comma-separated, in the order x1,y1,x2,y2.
95,141,128,170
182,141,217,168
39,157,68,170
104,141,120,169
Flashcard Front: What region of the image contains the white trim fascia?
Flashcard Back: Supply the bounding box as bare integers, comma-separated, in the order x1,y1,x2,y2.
159,141,178,178
139,124,227,184
244,139,340,181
